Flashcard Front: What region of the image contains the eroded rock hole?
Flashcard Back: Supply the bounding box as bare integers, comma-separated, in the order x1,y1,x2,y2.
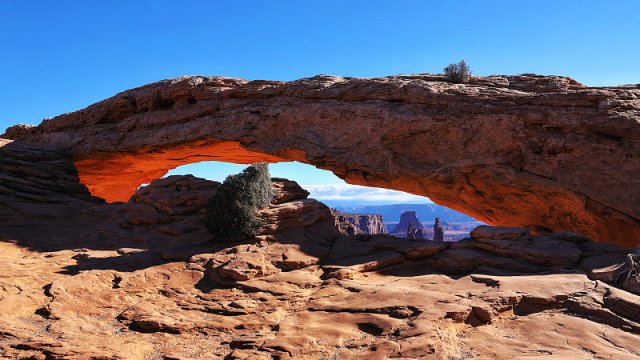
153,98,174,110
164,160,483,240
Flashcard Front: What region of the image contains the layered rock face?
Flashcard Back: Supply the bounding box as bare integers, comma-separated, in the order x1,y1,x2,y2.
3,74,639,246
332,209,387,235
3,140,640,358
392,211,425,237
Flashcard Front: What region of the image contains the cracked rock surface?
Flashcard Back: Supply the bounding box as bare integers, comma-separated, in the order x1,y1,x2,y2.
2,140,640,359
3,73,640,246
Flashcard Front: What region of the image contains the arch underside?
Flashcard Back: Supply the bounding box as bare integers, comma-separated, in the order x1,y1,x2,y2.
74,137,640,248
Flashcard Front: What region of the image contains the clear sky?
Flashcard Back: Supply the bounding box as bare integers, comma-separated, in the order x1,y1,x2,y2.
165,161,432,205
2,0,639,204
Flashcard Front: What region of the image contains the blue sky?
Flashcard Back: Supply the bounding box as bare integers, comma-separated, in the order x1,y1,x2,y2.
2,0,639,204
165,161,432,204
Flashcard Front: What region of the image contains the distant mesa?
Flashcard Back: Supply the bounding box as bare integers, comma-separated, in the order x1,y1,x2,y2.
391,211,424,238
335,203,483,241
332,209,387,235
391,212,447,242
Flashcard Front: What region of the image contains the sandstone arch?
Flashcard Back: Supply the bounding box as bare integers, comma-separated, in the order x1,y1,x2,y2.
4,74,640,246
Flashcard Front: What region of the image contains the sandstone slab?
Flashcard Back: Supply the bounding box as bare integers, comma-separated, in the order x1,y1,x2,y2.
2,142,640,358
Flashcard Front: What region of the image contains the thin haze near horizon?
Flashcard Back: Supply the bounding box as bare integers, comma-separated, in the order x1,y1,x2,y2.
2,1,638,204
165,161,433,205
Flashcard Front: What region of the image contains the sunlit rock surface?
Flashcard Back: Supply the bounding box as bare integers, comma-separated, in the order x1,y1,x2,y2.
3,74,640,245
2,139,640,359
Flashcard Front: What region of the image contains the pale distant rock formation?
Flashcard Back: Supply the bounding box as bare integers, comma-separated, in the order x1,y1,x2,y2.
392,211,424,237
406,223,424,240
332,209,387,235
4,74,640,245
433,217,445,242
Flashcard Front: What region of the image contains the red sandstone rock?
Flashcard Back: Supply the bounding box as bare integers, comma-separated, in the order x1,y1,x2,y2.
270,177,309,204
3,136,640,358
2,74,639,245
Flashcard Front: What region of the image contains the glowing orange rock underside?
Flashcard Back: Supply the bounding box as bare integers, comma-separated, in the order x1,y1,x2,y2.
74,140,286,202
72,139,640,247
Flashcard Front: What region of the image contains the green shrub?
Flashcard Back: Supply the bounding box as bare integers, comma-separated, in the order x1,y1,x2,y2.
443,60,471,83
206,163,275,242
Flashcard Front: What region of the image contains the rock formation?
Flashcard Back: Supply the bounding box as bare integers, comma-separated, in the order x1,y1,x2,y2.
405,223,424,240
3,139,640,358
434,217,445,242
392,211,424,237
2,74,639,245
332,209,387,235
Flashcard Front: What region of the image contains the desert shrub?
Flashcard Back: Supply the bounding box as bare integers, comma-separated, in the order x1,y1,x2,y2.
206,163,275,241
443,60,471,83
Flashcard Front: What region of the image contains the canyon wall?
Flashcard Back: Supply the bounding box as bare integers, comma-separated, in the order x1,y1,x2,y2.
332,210,387,235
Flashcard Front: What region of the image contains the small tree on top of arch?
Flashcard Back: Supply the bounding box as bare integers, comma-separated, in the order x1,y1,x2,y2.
443,60,472,84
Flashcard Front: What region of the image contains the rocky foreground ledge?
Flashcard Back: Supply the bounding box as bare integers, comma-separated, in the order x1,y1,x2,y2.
2,140,640,358
3,73,640,246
